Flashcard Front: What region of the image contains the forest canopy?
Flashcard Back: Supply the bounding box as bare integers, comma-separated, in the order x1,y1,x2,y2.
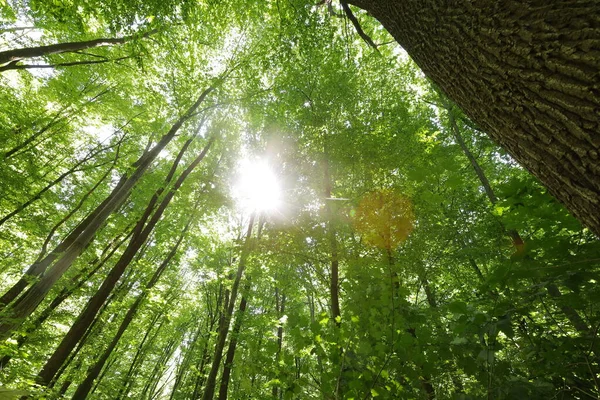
0,1,599,399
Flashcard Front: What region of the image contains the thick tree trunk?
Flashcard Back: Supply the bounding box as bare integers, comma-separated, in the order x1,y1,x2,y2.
348,0,600,236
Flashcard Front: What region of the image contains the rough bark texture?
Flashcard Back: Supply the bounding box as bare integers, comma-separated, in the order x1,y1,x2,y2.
348,0,600,236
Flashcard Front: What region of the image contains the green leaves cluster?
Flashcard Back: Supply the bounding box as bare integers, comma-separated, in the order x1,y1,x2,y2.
0,1,598,399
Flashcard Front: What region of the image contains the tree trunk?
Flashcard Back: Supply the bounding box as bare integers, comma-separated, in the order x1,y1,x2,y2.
0,139,117,227
116,311,165,400
0,173,127,310
72,225,188,399
324,159,341,327
202,214,255,400
35,138,123,262
0,86,213,340
169,319,204,399
217,283,250,400
0,29,155,66
347,0,600,236
272,289,286,399
36,135,213,386
0,229,130,369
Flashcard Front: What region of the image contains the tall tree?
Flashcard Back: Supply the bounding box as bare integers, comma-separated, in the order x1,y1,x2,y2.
346,0,600,235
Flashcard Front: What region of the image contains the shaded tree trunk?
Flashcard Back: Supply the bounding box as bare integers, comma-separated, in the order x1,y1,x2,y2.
323,159,341,327
54,274,136,390
347,0,600,236
272,288,286,399
0,228,131,369
116,311,165,400
169,318,205,399
0,170,126,310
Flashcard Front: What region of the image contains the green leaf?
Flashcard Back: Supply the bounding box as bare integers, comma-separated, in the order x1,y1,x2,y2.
448,301,468,315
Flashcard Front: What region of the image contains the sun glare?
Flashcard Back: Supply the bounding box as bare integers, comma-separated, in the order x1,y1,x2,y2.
233,159,282,213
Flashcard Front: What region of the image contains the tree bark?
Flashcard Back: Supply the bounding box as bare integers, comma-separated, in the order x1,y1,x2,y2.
323,159,341,327
347,0,600,236
115,311,165,400
0,229,130,369
272,288,286,399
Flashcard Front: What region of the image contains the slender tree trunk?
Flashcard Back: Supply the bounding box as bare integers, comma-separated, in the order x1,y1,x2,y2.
0,29,155,66
89,351,120,396
0,56,132,72
447,108,524,248
323,159,341,327
217,282,250,400
142,336,179,400
36,135,214,386
191,337,213,400
35,139,123,262
202,214,255,400
0,229,130,369
170,319,205,399
0,173,127,310
0,140,117,227
272,288,286,399
0,86,214,340
116,311,164,400
53,275,136,391
421,276,437,308
449,108,596,348
347,0,600,236
3,85,109,160
191,288,223,399
72,224,189,399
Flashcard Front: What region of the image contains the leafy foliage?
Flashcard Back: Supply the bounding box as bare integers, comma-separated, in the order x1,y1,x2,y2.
0,1,599,399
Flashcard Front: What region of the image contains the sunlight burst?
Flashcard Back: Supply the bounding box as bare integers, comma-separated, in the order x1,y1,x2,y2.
233,159,281,213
